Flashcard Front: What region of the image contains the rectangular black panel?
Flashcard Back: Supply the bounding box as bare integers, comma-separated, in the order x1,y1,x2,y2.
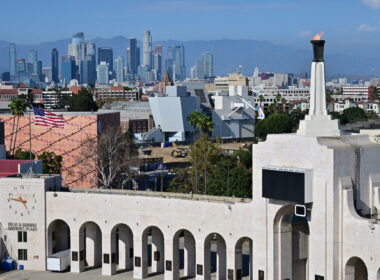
166,260,172,271
103,254,110,264
135,256,141,267
72,251,78,261
315,275,324,280
258,270,264,280
197,264,203,275
262,169,305,203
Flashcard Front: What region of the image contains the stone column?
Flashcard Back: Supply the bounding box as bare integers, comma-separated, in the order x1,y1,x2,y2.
164,237,178,280
102,233,116,276
70,232,84,273
227,244,238,280
133,234,148,279
184,232,196,277
216,239,226,280
196,240,206,280
152,229,164,273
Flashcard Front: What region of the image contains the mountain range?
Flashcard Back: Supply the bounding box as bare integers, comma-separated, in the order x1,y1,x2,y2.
0,36,379,78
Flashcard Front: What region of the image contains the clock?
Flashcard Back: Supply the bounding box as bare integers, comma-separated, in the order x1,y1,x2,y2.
7,185,38,216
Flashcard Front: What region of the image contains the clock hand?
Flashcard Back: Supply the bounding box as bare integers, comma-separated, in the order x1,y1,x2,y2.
10,196,28,209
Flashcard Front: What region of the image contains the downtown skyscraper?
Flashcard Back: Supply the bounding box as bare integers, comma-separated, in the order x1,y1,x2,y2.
165,45,186,82
114,56,124,83
9,43,16,77
142,30,152,70
127,38,139,74
51,48,59,83
98,47,113,72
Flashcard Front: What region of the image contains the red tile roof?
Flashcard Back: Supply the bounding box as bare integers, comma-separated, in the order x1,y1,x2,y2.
0,89,18,94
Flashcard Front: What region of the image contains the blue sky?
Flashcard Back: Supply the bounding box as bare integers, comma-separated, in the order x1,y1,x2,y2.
1,0,380,52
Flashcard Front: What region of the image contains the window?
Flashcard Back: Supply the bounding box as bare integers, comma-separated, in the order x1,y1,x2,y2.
18,249,27,260
18,231,27,243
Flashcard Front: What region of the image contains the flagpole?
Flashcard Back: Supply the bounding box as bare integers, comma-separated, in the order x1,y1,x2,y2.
28,102,33,176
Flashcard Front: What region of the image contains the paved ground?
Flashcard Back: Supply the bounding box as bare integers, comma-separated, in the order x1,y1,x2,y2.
0,269,200,280
0,268,170,280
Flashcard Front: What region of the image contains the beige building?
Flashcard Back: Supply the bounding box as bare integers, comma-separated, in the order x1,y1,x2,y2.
214,74,248,93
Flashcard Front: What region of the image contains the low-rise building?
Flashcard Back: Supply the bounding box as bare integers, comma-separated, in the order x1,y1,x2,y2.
94,86,138,101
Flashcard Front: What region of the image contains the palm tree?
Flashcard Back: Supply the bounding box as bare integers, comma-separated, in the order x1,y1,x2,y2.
186,111,201,193
196,114,214,194
9,98,26,155
281,98,287,112
258,95,264,106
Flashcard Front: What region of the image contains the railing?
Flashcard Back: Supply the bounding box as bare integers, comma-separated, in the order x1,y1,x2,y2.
0,222,18,263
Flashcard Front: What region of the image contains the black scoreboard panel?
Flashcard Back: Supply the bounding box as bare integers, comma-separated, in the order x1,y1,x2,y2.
262,169,306,203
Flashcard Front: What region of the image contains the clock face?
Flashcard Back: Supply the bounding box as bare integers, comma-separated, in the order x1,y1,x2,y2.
7,185,38,217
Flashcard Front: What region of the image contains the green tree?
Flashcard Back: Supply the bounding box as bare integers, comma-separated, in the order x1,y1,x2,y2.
68,88,98,112
12,149,35,160
340,107,367,125
167,168,193,193
37,151,62,174
207,155,252,198
369,86,379,102
258,95,264,106
366,110,379,120
196,114,214,193
255,113,293,138
8,98,27,155
186,111,201,192
52,88,70,109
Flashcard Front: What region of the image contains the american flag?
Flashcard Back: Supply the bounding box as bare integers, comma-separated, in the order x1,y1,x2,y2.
32,106,64,128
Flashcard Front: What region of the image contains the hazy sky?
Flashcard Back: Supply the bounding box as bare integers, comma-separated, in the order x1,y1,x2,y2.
1,0,380,52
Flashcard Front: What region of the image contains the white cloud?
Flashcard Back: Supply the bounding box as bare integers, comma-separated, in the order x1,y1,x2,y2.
363,0,380,9
358,23,377,31
297,30,312,37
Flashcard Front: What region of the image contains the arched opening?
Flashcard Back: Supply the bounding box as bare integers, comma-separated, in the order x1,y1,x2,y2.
47,219,71,256
377,268,380,280
142,226,165,277
273,205,309,280
204,232,226,280
173,229,196,279
79,222,102,271
111,224,134,273
235,237,253,280
345,257,368,280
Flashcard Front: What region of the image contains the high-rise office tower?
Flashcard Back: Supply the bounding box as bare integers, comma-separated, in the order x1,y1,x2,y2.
142,30,152,70
153,44,162,81
80,59,91,85
27,50,38,74
61,56,76,84
127,38,138,74
16,58,26,74
115,56,124,83
98,47,113,71
195,59,204,79
68,32,84,66
51,48,59,83
202,52,213,79
86,43,96,85
9,43,16,76
173,45,185,81
153,52,162,81
96,61,109,85
165,46,174,80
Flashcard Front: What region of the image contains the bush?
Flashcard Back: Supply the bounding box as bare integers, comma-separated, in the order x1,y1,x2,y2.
255,113,293,138
340,107,367,125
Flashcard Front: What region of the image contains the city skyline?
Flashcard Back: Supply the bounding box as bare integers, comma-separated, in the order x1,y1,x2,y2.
1,0,380,53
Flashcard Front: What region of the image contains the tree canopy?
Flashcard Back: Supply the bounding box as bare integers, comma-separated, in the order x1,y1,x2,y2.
254,113,293,138
68,88,98,112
